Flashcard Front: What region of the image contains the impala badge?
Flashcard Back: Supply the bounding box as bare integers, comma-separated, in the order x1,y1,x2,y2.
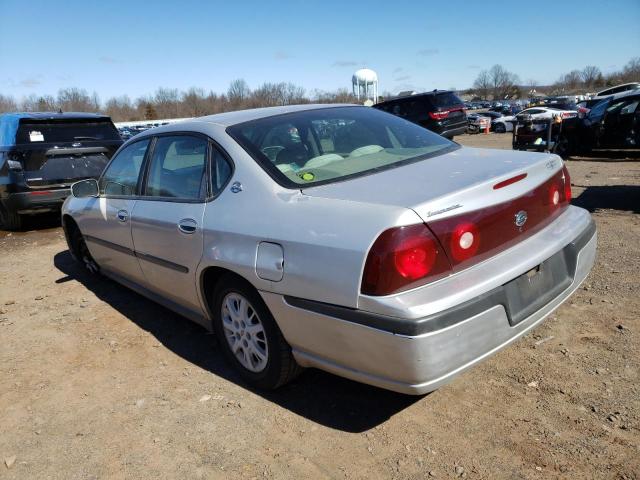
515,210,528,228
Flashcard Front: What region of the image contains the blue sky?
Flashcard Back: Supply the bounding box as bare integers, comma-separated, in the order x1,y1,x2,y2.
1,0,639,101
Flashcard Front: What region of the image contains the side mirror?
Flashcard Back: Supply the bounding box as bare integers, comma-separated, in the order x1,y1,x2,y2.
71,178,99,198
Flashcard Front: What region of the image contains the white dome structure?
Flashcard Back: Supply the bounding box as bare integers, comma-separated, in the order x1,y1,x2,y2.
352,68,379,102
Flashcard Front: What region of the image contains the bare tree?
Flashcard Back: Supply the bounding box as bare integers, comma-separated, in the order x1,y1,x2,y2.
473,70,491,100
0,94,18,113
488,64,520,99
621,57,640,83
581,66,602,89
153,87,180,118
181,87,207,117
21,94,57,112
104,95,137,122
312,88,358,104
556,70,582,92
57,88,94,111
227,79,250,107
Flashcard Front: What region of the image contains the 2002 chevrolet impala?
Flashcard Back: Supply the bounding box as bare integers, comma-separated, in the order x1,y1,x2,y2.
62,105,596,394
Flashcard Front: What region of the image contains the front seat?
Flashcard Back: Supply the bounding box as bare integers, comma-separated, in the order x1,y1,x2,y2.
275,143,309,168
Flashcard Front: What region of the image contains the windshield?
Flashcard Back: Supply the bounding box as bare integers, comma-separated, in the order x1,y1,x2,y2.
227,106,456,187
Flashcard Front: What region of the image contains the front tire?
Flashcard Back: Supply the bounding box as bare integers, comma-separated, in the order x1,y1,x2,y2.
70,226,100,274
493,122,506,133
212,274,302,390
0,204,22,231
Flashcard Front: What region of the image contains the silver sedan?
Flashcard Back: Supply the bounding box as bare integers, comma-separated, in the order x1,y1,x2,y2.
62,104,596,394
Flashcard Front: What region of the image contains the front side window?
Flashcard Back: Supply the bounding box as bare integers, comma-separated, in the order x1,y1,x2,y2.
99,139,149,196
144,135,207,200
227,106,455,187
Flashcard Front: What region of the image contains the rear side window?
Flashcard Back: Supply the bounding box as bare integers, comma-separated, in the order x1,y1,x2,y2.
620,100,640,115
588,100,609,118
144,135,207,200
431,93,463,108
100,139,149,196
16,120,120,144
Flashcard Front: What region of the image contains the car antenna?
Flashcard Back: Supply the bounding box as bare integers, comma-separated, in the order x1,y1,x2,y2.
58,108,63,114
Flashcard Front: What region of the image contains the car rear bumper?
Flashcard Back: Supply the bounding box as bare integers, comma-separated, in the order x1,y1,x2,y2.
260,207,596,395
438,125,467,138
2,189,70,214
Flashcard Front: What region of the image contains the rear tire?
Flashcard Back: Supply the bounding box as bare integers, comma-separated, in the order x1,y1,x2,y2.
0,204,22,231
211,274,302,390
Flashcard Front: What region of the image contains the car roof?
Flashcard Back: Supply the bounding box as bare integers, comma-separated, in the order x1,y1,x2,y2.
192,104,355,127
374,90,456,106
595,82,640,96
0,111,111,122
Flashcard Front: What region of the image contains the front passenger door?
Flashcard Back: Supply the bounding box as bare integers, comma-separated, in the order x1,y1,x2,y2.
81,139,149,283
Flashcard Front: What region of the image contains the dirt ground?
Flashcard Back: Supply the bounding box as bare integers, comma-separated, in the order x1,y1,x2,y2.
1,133,639,480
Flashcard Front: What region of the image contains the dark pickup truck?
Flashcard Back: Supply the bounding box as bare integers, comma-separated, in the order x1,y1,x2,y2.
0,112,122,229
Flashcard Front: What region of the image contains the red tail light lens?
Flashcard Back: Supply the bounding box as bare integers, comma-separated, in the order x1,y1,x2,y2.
562,165,572,202
362,224,451,296
394,235,437,279
429,110,449,120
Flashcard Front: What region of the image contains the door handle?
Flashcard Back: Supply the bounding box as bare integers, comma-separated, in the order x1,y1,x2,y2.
178,218,198,234
116,209,129,222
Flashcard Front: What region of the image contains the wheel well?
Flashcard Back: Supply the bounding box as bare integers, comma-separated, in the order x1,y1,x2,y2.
200,267,255,323
61,215,80,257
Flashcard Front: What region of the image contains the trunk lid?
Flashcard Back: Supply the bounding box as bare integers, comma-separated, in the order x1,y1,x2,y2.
301,147,564,223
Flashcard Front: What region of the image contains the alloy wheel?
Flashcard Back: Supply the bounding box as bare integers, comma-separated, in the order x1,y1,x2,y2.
221,292,269,372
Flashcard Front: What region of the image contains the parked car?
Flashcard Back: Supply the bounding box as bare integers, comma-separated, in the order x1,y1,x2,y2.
62,104,596,395
492,106,577,133
593,82,640,99
373,90,467,139
467,111,505,133
490,105,522,116
0,112,122,229
542,96,577,111
564,91,640,153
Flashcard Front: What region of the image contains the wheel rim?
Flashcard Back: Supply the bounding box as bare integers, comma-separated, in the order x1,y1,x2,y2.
221,293,269,373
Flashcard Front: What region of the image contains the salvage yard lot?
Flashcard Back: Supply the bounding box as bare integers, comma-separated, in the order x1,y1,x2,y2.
1,133,639,479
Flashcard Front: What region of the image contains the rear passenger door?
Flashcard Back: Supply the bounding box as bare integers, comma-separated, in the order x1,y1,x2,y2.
130,134,231,314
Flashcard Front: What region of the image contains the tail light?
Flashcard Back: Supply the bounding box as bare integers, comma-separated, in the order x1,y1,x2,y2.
577,106,590,119
562,165,572,202
429,110,449,120
361,224,451,296
450,222,480,262
548,184,561,210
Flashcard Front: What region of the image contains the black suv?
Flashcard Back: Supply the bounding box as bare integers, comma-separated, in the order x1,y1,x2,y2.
0,112,122,229
563,92,640,154
373,90,467,139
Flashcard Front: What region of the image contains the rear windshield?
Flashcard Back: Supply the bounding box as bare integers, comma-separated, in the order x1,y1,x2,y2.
431,92,463,108
227,106,456,187
16,119,120,145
